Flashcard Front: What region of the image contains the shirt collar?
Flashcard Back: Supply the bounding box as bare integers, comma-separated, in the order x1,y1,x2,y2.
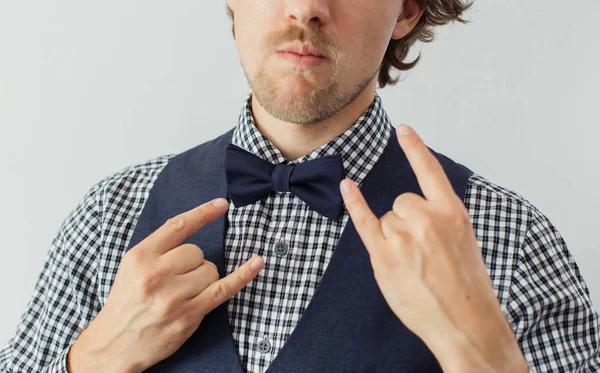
231,92,393,185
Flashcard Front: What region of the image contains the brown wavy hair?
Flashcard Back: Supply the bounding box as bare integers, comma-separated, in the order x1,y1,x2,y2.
226,0,473,88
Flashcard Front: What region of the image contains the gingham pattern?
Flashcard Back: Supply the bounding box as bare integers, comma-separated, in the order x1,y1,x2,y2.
1,97,599,373
224,94,391,372
0,155,174,373
467,175,600,372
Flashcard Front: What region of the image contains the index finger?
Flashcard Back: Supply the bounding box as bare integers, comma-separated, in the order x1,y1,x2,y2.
194,255,264,316
340,178,385,256
139,198,229,255
396,125,455,202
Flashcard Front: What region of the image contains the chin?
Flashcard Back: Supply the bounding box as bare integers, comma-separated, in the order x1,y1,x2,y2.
249,67,343,124
280,73,332,97
278,83,316,102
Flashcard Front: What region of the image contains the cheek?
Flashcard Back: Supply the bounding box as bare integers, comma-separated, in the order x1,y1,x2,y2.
343,34,388,76
370,33,395,71
234,8,282,73
235,25,262,73
335,14,394,73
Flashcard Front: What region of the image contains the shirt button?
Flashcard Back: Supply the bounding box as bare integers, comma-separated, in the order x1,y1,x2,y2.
257,338,271,354
273,241,289,257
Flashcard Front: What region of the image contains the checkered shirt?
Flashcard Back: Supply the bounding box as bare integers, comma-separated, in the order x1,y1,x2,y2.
1,94,599,373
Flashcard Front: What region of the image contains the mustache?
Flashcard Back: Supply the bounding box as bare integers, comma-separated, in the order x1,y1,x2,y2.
265,25,339,59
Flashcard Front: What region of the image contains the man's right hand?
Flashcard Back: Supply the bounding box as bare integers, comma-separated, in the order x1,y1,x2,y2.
67,198,264,373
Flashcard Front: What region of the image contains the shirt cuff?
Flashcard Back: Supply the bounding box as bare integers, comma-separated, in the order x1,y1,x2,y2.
43,342,75,373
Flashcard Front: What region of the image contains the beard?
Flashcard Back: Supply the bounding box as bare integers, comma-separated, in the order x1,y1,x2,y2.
244,25,377,125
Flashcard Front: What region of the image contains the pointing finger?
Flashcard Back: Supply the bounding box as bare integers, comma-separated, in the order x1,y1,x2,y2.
194,256,264,316
140,198,230,255
340,178,385,256
396,125,454,202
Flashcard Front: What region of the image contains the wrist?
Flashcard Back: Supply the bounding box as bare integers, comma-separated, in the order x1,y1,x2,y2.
67,323,141,373
438,338,529,373
422,321,528,373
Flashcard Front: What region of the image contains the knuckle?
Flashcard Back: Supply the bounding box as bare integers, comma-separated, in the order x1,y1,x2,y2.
166,215,186,232
194,245,205,263
233,270,247,288
194,250,206,266
453,211,471,232
139,270,162,295
170,317,192,337
380,212,397,231
380,211,392,225
379,211,390,221
212,269,221,283
154,295,176,318
393,193,421,216
203,260,219,274
182,243,200,250
393,192,411,207
357,213,378,229
183,243,205,262
196,204,213,218
206,264,220,283
165,215,185,232
211,281,232,302
391,231,409,247
392,197,403,214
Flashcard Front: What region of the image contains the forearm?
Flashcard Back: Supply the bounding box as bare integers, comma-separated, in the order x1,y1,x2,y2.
66,322,141,373
423,320,529,373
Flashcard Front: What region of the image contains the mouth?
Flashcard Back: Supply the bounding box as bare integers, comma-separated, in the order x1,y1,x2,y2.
276,51,326,68
276,43,328,68
277,43,326,58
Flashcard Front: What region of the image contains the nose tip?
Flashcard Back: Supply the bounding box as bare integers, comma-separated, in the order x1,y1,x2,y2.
289,12,322,26
287,4,330,26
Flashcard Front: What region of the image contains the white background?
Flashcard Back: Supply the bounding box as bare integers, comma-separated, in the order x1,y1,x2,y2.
1,0,599,344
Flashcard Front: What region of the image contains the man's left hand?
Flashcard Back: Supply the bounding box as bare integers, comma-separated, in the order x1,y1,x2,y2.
340,124,529,373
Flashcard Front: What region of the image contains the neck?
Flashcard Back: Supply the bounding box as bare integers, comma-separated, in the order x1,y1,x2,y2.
250,80,378,161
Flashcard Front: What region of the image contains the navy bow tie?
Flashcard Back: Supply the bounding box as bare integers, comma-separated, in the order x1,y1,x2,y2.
225,143,345,221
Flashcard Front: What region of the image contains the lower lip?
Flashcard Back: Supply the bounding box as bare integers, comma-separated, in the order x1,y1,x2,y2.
277,51,326,68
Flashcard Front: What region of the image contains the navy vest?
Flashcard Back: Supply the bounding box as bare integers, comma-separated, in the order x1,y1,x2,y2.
125,126,473,372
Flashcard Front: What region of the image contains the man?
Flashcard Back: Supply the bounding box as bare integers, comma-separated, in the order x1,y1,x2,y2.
1,0,599,372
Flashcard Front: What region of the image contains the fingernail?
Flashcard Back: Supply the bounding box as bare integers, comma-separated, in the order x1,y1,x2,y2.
397,125,413,136
212,198,228,208
341,179,353,194
250,256,263,271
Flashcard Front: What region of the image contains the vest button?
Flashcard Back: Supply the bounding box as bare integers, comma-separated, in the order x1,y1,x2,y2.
257,338,272,354
273,241,289,257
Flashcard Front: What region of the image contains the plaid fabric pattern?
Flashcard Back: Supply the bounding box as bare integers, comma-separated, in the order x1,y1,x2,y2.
225,94,391,372
1,95,599,372
0,156,174,373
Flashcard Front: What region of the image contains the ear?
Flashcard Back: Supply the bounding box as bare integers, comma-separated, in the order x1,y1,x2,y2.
391,0,426,40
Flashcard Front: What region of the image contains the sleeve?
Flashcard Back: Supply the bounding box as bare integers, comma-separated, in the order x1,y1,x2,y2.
505,206,600,372
0,182,104,373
